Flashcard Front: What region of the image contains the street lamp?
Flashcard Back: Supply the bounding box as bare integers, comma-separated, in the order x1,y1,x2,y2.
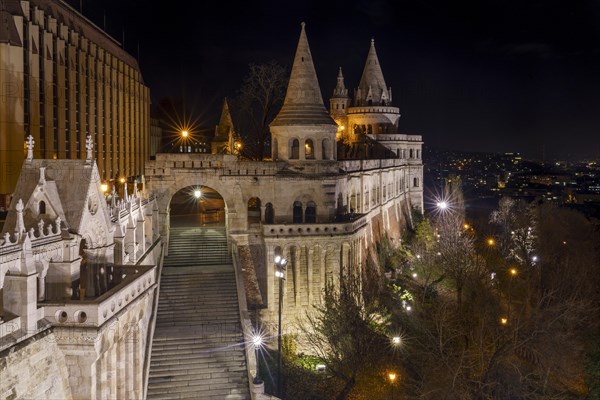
275,255,288,397
252,334,263,385
181,130,189,138
388,372,397,400
436,201,448,210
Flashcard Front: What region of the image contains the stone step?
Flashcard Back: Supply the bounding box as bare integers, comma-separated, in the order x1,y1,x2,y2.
148,227,249,399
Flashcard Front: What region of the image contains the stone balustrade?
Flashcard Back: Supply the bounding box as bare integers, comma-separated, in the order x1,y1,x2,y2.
263,214,368,237
43,264,156,327
347,105,400,114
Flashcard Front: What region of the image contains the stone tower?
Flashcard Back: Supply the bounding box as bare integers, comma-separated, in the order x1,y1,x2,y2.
346,39,401,143
329,67,351,142
270,22,338,161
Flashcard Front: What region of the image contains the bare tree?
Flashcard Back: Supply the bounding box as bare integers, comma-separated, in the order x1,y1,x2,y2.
233,61,287,160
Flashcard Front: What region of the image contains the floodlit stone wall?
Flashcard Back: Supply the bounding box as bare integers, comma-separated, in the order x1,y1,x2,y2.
0,329,72,400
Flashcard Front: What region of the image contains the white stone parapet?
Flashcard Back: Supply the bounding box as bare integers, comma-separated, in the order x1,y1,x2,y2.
263,214,368,237
347,105,400,114
42,264,156,327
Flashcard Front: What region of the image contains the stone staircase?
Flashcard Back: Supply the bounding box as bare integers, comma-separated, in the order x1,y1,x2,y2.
164,226,231,267
147,226,250,399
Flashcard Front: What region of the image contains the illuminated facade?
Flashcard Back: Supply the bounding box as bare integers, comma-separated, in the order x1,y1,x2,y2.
0,0,150,207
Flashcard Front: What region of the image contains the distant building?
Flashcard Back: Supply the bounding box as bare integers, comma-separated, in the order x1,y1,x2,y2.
0,0,150,208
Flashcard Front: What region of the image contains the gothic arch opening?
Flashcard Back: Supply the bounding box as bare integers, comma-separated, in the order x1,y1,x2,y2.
290,139,299,159
265,202,274,224
169,185,226,228
39,200,46,214
167,185,228,267
248,197,261,225
305,139,314,160
293,201,303,223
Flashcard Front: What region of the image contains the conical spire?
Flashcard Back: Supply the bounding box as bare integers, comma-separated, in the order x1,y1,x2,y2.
214,98,234,141
356,39,391,106
271,22,335,127
332,67,349,98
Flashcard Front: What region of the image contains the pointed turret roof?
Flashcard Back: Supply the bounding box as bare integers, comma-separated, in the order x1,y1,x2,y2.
214,98,235,142
356,39,391,106
332,67,349,98
271,22,335,127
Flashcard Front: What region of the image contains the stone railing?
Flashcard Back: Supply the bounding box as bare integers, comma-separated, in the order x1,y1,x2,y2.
373,134,422,142
347,106,400,114
263,214,368,237
42,264,157,327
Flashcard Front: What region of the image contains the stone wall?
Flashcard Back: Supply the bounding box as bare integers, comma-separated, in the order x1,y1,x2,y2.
0,328,72,400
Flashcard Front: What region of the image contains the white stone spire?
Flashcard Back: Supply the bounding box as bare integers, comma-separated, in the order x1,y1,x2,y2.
356,38,392,106
332,67,349,98
271,22,335,127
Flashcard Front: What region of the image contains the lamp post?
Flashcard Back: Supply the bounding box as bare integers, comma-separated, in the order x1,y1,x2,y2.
274,255,287,397
252,334,263,385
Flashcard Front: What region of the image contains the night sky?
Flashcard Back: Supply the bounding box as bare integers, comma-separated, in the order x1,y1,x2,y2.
66,0,600,161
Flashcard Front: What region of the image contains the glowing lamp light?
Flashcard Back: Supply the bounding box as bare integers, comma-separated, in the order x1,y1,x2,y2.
412,273,418,278
500,317,508,325
316,364,326,373
120,177,125,183
275,270,285,278
100,183,108,192
436,201,448,210
392,336,402,345
181,130,189,138
252,335,263,349
463,223,470,229
193,189,202,199
388,372,397,383
510,268,518,276
487,238,495,246
532,256,538,262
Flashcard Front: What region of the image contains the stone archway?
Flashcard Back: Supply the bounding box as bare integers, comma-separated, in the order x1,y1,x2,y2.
169,185,226,228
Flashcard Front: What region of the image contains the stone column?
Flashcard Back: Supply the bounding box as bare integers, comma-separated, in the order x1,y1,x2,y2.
293,247,300,306
307,246,314,305
266,245,275,312
126,326,134,397
117,339,126,399
320,249,326,303
3,273,38,333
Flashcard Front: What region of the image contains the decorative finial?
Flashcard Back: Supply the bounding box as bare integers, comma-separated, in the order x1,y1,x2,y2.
26,135,35,161
85,134,94,161
15,199,25,235
371,38,375,46
301,21,306,29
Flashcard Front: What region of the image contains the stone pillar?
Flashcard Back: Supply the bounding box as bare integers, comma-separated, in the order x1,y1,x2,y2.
136,216,146,255
266,245,275,312
307,247,314,305
320,249,326,303
3,273,38,332
133,321,143,399
126,327,134,397
117,340,126,399
125,221,137,264
113,235,126,265
293,248,300,306
46,259,81,300
109,344,117,399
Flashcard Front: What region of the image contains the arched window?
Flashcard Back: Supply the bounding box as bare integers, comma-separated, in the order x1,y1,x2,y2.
293,201,303,223
305,201,316,223
305,139,314,160
322,139,331,160
416,149,420,159
413,177,419,187
265,203,274,224
396,149,400,158
273,138,278,160
409,149,414,158
290,139,299,159
248,197,261,224
39,201,46,214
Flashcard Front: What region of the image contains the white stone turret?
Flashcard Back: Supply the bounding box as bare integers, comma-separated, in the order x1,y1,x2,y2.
355,39,392,106
270,22,338,161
